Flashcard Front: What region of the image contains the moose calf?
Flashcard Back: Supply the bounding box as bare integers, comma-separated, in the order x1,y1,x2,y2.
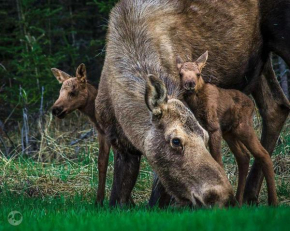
177,51,278,206
51,64,110,206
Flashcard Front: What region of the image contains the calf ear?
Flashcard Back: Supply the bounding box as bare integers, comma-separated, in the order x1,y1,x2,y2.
51,68,71,83
145,75,167,117
76,63,87,84
195,51,208,71
176,56,184,70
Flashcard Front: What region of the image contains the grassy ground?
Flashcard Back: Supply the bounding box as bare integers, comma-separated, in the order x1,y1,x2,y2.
0,111,289,230
0,195,290,231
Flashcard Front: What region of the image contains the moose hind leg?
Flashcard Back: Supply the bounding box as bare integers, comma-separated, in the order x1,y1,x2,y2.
224,134,250,206
244,59,290,204
208,130,223,167
237,124,278,206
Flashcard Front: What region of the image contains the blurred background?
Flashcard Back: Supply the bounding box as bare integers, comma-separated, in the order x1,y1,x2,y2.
0,0,118,121
0,0,289,205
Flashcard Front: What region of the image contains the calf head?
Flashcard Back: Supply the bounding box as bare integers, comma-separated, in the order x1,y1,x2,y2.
176,51,208,93
51,64,88,119
144,75,235,208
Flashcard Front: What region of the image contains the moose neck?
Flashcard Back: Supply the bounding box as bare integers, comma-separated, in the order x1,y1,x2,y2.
184,81,209,109
79,83,98,126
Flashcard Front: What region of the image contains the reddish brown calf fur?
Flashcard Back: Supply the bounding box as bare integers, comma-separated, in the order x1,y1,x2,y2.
177,52,278,206
51,64,110,206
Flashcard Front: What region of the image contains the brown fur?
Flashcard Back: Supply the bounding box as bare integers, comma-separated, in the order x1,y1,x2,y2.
178,52,278,205
97,54,235,207
145,76,235,207
97,0,290,206
51,64,110,206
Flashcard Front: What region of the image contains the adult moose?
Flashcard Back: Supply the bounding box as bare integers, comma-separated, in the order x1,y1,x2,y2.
95,2,236,207
96,0,290,207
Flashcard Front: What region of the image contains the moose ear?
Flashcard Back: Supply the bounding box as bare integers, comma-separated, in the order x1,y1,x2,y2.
176,56,184,70
51,68,71,83
145,75,167,117
195,51,208,71
76,63,87,84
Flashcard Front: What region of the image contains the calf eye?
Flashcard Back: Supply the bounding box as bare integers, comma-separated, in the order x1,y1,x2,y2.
69,91,77,97
171,138,182,149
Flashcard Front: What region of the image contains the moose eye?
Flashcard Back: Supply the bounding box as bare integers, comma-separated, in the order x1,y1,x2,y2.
171,138,182,148
196,73,201,77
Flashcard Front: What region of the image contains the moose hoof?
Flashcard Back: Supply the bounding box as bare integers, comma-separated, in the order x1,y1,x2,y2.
95,199,104,207
243,195,259,206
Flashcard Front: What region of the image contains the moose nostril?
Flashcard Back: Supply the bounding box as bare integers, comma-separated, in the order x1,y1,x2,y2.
204,190,220,206
52,107,63,116
184,82,195,90
52,108,57,116
188,82,195,89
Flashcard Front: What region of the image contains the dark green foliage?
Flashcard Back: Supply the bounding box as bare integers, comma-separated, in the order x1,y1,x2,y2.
0,0,289,122
0,0,118,120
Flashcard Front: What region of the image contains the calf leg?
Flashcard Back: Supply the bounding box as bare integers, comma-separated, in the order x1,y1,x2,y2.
208,130,223,167
238,125,278,206
244,59,290,204
224,134,250,206
95,133,110,206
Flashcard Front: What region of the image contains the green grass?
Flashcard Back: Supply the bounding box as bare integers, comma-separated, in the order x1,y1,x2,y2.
0,195,290,231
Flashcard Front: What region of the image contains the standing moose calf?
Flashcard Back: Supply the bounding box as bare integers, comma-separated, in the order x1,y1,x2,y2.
177,51,278,206
51,64,110,206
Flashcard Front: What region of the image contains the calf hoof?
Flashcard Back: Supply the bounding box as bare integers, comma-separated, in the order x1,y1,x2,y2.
268,197,278,207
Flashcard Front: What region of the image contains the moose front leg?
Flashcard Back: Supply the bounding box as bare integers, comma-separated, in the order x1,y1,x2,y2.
244,59,290,204
109,151,123,206
109,150,141,207
119,153,141,206
149,173,172,208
